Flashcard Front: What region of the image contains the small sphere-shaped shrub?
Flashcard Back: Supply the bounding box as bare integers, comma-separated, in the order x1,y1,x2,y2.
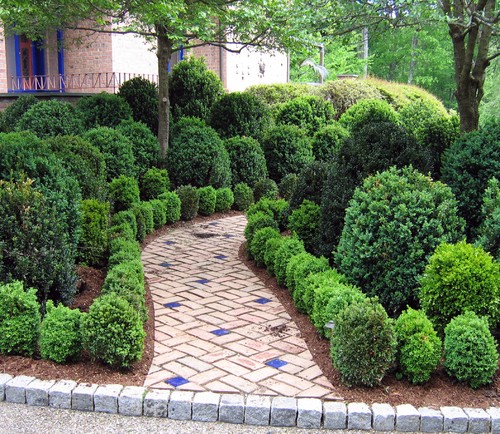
198,186,217,216
215,187,234,212
168,117,231,188
109,176,140,213
224,136,268,187
141,168,170,200
78,199,110,267
149,199,167,229
0,281,40,356
209,92,271,142
233,183,254,211
170,57,224,121
476,177,500,259
136,201,154,235
244,211,279,251
287,200,321,254
273,236,305,286
262,125,314,183
339,98,399,132
299,269,348,316
420,241,500,334
336,166,464,315
76,92,132,129
444,311,498,389
40,301,84,363
83,127,136,181
331,298,396,387
177,185,199,221
249,227,281,267
118,77,159,134
82,293,145,368
311,122,349,162
247,198,288,231
17,100,82,138
263,236,285,276
278,173,298,201
158,191,181,224
109,237,141,259
394,308,442,384
253,178,279,202
285,252,329,296
1,94,38,132
132,205,146,242
108,223,136,243
111,210,137,239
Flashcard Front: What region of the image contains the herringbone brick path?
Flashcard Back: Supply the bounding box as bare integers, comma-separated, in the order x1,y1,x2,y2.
142,215,340,399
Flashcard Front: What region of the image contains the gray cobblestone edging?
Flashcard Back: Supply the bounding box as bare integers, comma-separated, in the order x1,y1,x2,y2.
1,374,498,432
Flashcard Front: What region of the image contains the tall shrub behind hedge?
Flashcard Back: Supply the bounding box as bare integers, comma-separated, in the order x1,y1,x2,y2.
78,199,110,266
287,200,321,254
140,167,170,200
338,98,399,132
77,92,133,129
109,176,140,213
0,94,38,132
476,177,500,259
311,122,349,162
224,136,268,187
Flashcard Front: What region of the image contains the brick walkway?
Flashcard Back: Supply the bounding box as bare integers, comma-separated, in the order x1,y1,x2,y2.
142,215,340,400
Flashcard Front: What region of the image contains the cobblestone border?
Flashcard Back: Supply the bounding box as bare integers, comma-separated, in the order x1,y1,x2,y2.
1,373,499,432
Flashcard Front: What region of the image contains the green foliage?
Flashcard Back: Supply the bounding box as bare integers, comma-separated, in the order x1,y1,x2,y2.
420,241,500,334
170,57,225,122
444,312,498,389
78,199,109,266
245,83,319,106
275,96,335,134
149,199,167,229
168,117,231,188
140,168,170,200
39,301,83,363
1,94,38,132
441,122,500,237
285,252,329,295
108,223,136,244
224,136,268,188
82,293,145,368
338,98,399,131
476,178,500,259
311,122,349,162
137,201,154,235
109,176,140,213
394,308,442,384
131,205,146,242
244,211,279,251
215,187,234,213
233,182,254,212
198,186,217,216
249,226,281,267
273,236,305,286
263,236,285,276
17,100,82,138
108,237,141,265
111,210,137,239
287,200,321,254
118,76,159,134
278,173,298,201
0,281,40,356
83,127,136,181
262,125,314,183
158,191,181,224
330,298,396,387
77,92,132,129
247,197,288,230
289,161,329,211
177,185,199,221
336,166,464,315
253,178,279,202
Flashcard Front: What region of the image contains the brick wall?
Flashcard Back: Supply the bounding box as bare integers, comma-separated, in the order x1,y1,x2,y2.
0,29,7,93
111,33,157,76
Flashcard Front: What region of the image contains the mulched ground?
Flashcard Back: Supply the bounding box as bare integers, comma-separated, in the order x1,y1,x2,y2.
1,210,500,409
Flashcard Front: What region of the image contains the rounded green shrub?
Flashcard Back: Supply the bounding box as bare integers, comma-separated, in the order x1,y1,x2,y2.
330,298,396,387
118,77,159,134
109,176,140,213
136,201,154,235
285,252,329,295
244,211,279,251
149,199,167,229
78,199,110,267
311,122,349,162
77,92,132,129
476,177,500,259
0,281,40,356
109,237,141,264
273,236,305,286
82,293,145,368
111,210,137,239
289,161,329,211
262,125,314,183
224,136,268,187
287,200,321,254
394,308,442,384
132,205,146,242
140,167,170,200
444,311,498,389
263,236,285,276
1,94,38,132
338,98,399,132
245,82,319,106
420,241,500,334
336,166,464,315
177,185,199,221
168,117,231,188
39,301,84,363
108,223,136,243
215,187,234,213
17,100,82,138
247,198,288,230
198,186,217,216
253,178,279,202
301,269,348,317
159,191,181,224
278,173,298,201
249,226,281,267
233,182,254,212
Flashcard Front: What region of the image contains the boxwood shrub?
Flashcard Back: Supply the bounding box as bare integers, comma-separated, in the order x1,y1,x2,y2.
263,236,285,276
289,161,329,211
215,187,234,213
233,182,254,212
224,136,268,187
149,199,167,229
311,122,349,162
109,176,140,213
1,94,38,132
78,199,110,267
108,223,136,243
177,185,199,221
476,177,500,259
198,186,217,216
140,168,170,201
249,227,281,267
111,210,137,239
158,191,181,224
76,92,132,129
287,200,321,254
285,252,329,296
273,236,305,286
244,211,279,252
338,98,399,132
278,173,298,201
253,178,279,202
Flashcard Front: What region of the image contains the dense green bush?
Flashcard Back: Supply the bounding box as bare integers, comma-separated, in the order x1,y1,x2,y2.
253,178,279,202
118,77,159,134
141,168,170,200
170,57,224,121
39,301,84,363
108,222,136,243
159,191,181,224
285,252,329,296
247,198,288,230
275,96,335,134
82,293,145,368
198,186,217,216
289,161,329,211
78,199,109,266
1,94,38,132
287,200,321,254
444,312,498,389
0,281,40,356
338,98,399,132
109,237,141,265
476,178,500,259
77,92,132,129
278,174,298,201
109,176,140,213
273,236,305,286
131,205,146,242
168,117,231,188
111,210,137,239
331,298,396,387
262,125,314,183
215,187,234,213
17,100,82,138
177,185,199,221
137,201,154,235
420,241,500,334
83,127,136,181
441,122,500,237
311,122,349,162
336,166,464,315
224,136,268,187
263,236,285,276
233,183,254,212
245,82,319,106
149,199,167,229
244,211,279,251
249,227,281,267
394,308,442,384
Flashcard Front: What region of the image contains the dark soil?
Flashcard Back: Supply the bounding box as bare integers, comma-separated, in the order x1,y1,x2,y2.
1,210,500,408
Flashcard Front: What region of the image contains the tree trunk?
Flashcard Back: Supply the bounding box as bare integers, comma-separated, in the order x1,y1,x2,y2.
156,27,173,160
408,32,418,85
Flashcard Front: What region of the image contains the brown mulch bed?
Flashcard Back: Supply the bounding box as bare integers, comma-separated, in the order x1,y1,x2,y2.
1,210,500,408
